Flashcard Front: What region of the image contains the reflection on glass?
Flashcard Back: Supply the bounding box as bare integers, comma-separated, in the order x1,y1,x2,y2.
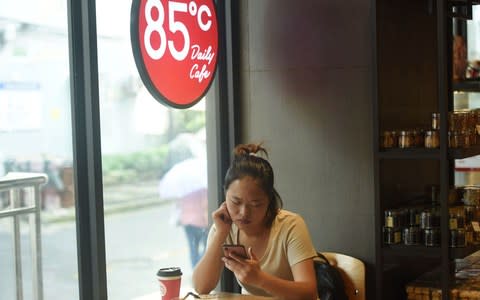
97,2,210,299
0,1,78,299
0,1,213,299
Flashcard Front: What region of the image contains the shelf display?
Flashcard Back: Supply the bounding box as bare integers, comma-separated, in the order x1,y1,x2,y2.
406,251,480,299
375,1,480,299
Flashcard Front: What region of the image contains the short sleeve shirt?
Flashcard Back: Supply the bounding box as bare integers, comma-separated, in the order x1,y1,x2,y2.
207,209,317,296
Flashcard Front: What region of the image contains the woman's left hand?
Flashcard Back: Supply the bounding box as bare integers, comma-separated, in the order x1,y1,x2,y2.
222,247,264,287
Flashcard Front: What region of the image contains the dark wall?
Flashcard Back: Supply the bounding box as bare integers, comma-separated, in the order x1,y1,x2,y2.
236,0,375,297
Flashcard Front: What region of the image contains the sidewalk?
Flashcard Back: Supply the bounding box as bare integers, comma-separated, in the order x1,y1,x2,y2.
1,179,191,300
42,179,169,223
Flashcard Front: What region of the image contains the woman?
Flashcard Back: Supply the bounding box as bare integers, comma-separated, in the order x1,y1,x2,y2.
192,143,318,299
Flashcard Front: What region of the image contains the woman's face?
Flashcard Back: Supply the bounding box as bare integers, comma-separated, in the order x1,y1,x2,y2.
225,176,270,231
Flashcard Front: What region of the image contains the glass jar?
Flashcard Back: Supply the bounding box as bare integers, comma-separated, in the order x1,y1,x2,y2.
425,130,440,148
474,228,480,244
463,129,472,148
468,111,477,132
407,207,421,226
449,207,465,229
412,129,425,147
449,111,457,131
384,209,407,228
463,186,480,206
426,184,440,206
450,229,466,247
471,130,478,146
421,209,440,229
432,112,440,130
403,226,421,245
450,212,459,230
381,131,397,148
465,205,476,224
458,111,469,132
424,228,441,247
448,187,461,205
457,211,465,229
398,130,414,148
448,131,463,148
383,226,402,245
475,109,480,135
384,210,396,227
465,224,474,245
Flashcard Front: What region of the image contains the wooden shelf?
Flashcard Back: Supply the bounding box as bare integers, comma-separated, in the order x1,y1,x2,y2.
382,244,480,259
374,1,480,298
449,145,480,159
449,0,480,6
383,244,441,258
453,80,480,92
378,145,480,160
378,148,440,160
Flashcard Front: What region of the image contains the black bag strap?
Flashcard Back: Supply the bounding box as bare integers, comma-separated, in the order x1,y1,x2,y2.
316,252,331,265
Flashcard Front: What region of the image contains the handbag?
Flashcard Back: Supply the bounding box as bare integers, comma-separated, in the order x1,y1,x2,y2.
314,253,348,300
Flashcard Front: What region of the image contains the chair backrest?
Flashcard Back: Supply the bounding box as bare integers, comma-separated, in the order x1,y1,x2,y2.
319,252,366,300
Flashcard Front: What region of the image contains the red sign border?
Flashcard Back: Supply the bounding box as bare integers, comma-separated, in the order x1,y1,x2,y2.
130,0,219,109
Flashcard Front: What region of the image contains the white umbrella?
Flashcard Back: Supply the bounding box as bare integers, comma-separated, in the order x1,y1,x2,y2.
158,157,207,199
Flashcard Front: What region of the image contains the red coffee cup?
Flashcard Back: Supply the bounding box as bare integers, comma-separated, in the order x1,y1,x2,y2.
157,267,182,300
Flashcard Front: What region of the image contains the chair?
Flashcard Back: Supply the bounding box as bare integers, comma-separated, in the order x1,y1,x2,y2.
319,252,366,300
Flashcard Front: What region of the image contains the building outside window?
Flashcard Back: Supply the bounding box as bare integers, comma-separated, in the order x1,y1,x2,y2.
0,1,223,299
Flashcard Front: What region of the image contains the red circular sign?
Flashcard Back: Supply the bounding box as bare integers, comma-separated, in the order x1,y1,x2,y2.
131,0,218,108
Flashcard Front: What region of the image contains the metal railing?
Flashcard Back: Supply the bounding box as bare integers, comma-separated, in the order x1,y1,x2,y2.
0,172,48,300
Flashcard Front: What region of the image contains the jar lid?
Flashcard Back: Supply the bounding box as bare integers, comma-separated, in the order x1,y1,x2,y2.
157,267,182,277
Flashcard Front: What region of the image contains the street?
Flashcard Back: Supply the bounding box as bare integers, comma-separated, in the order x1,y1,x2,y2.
0,203,196,300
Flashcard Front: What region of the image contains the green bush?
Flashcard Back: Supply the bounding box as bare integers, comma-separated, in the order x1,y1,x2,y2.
172,110,205,133
101,114,206,186
102,145,169,185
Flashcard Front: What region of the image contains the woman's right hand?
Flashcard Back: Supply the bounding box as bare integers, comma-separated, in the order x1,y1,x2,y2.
212,202,232,236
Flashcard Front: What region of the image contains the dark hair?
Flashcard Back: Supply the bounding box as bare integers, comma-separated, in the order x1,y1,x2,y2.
223,143,283,227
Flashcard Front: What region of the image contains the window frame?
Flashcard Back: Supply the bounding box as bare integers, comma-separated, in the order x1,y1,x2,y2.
66,0,239,299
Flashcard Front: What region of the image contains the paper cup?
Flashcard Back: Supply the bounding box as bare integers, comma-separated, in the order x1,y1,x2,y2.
157,267,182,300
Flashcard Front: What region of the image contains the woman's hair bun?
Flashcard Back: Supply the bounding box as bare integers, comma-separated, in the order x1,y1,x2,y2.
233,143,268,158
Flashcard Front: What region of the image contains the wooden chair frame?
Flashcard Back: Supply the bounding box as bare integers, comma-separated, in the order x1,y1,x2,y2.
319,252,366,300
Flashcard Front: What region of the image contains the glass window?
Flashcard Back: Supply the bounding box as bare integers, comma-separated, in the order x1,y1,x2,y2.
0,0,79,299
0,1,223,298
96,1,218,299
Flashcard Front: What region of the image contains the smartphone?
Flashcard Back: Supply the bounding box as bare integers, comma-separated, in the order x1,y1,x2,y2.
222,244,248,259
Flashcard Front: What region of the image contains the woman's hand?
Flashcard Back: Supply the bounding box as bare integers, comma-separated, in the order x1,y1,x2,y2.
222,247,264,287
212,202,232,236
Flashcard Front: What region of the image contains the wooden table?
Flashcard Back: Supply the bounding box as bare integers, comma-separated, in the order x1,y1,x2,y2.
185,292,272,299
134,291,272,300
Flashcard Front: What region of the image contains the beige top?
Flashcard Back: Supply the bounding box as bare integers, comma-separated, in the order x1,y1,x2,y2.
207,210,317,296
